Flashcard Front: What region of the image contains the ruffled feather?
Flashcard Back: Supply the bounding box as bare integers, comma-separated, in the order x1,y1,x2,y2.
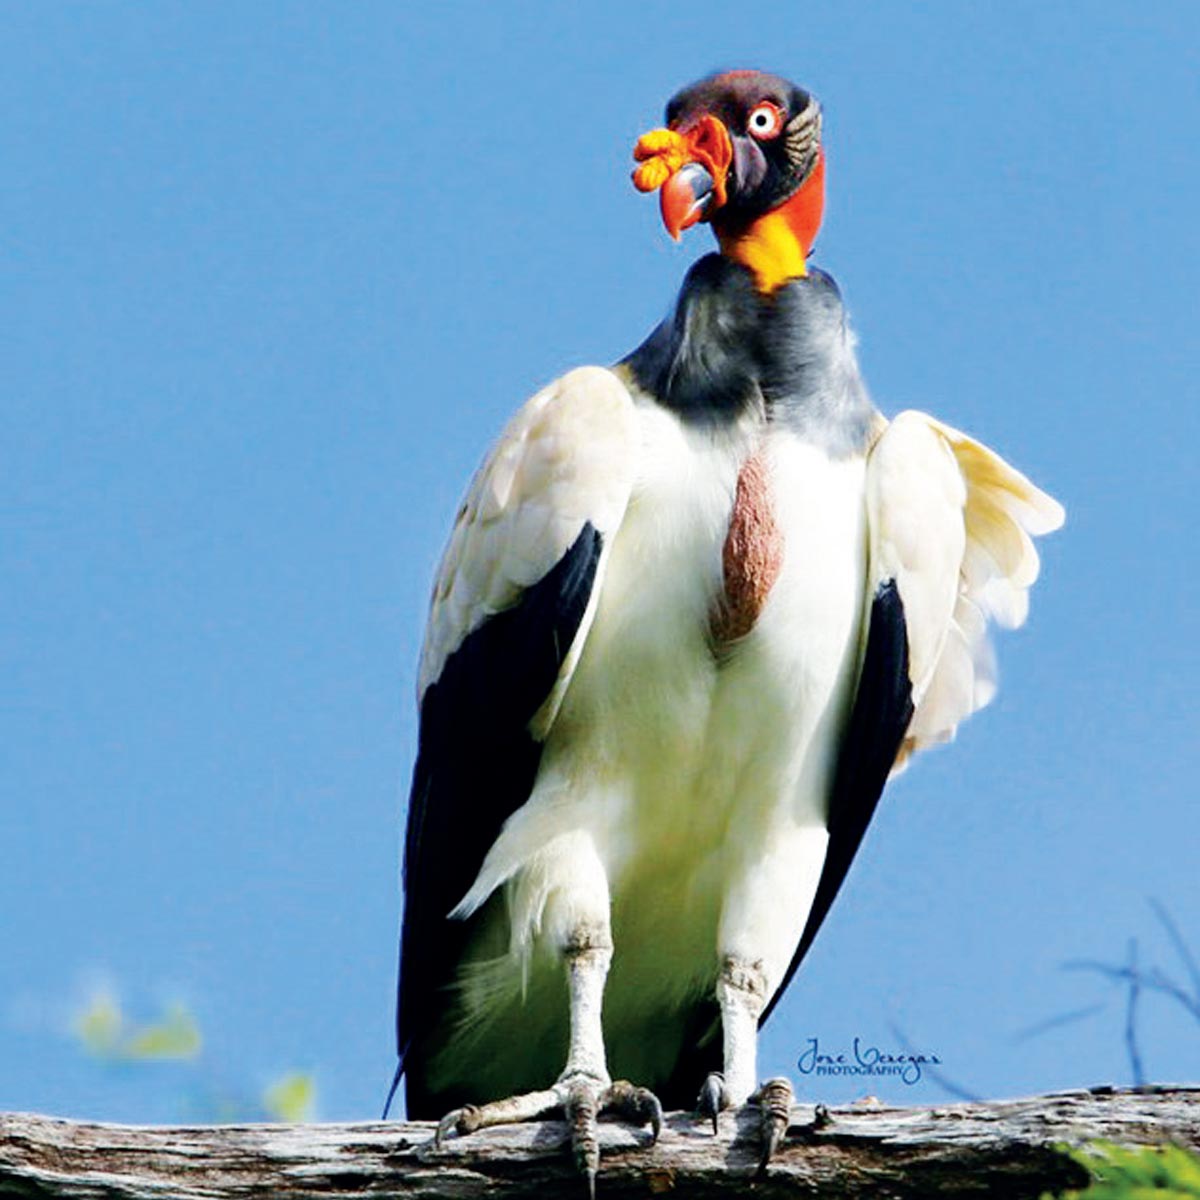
870,412,1063,772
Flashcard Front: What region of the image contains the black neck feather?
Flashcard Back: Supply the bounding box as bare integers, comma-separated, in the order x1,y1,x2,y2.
621,254,874,455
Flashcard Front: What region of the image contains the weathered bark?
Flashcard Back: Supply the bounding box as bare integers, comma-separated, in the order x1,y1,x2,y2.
1,1087,1197,1198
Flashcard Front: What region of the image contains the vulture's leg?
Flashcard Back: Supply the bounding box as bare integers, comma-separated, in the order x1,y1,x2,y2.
695,957,794,1169
435,846,661,1197
697,824,825,1166
554,926,662,1194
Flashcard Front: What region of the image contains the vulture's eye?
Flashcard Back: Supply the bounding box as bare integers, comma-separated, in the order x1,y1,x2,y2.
746,101,784,140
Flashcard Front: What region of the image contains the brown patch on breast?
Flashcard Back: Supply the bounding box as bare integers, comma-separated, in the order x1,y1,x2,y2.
712,450,784,646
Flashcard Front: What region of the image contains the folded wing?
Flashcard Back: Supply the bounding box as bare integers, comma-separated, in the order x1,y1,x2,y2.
763,411,1063,1022
398,367,638,1108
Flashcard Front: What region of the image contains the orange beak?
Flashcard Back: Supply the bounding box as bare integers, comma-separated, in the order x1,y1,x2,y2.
632,115,733,241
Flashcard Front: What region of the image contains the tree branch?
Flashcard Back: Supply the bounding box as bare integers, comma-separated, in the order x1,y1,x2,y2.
2,1087,1198,1198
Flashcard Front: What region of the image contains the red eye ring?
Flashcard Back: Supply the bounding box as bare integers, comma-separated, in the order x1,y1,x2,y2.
747,101,784,141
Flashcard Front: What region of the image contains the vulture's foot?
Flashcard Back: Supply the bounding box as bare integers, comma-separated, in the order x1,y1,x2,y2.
696,1073,794,1170
566,1075,662,1198
434,1073,662,1199
696,1071,734,1134
434,1086,560,1146
750,1076,794,1173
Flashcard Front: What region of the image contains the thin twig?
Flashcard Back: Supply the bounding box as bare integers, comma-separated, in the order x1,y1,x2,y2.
1149,897,1200,1006
1012,1003,1108,1043
1124,939,1146,1088
1061,959,1136,981
886,1022,983,1103
1144,968,1200,1023
1064,958,1200,1024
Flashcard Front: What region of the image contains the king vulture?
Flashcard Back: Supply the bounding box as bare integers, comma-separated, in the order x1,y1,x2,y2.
391,69,1063,1187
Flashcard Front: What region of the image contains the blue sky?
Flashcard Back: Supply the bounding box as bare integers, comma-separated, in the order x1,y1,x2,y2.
2,2,1198,1121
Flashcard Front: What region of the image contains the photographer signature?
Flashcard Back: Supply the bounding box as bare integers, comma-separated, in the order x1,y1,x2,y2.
797,1036,941,1085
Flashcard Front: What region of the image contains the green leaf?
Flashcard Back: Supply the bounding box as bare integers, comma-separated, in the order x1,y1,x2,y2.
72,990,123,1058
72,992,201,1063
262,1073,316,1122
122,1003,202,1061
1050,1141,1200,1199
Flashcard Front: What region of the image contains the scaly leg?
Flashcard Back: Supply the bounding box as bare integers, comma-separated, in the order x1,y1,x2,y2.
436,928,661,1198
697,822,829,1165
695,956,794,1167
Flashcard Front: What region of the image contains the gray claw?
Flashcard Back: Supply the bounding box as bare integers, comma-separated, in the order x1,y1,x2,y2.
433,1103,480,1148
434,1077,661,1193
434,1108,458,1148
753,1077,794,1174
697,1071,730,1134
602,1079,663,1142
647,1092,663,1142
565,1078,601,1191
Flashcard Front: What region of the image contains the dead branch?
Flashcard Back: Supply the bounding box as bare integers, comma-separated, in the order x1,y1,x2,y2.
1,1086,1198,1198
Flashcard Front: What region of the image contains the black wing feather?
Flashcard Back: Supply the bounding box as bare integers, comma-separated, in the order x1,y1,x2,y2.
397,522,603,1114
760,578,915,1026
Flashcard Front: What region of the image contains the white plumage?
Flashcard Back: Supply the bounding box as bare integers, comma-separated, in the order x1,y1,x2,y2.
871,413,1065,766
419,367,637,700
412,364,1061,1102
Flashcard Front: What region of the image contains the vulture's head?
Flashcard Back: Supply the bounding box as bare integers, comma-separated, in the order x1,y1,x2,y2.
633,70,825,288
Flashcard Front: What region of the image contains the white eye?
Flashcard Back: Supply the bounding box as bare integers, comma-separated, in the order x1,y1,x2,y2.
747,101,784,140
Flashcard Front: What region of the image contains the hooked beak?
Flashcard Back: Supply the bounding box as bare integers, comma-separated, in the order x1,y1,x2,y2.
660,162,715,240
632,114,733,241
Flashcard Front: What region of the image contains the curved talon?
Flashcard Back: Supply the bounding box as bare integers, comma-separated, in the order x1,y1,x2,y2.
432,1078,661,1193
697,1071,730,1135
753,1077,794,1174
645,1090,664,1143
434,1103,480,1147
602,1079,663,1142
565,1078,601,1197
433,1108,459,1148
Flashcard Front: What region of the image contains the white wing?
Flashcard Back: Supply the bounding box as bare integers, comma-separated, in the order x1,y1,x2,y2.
866,411,1064,770
399,366,638,1071
418,365,638,723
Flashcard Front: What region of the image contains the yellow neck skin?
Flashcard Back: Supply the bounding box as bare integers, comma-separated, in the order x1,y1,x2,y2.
717,212,808,293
